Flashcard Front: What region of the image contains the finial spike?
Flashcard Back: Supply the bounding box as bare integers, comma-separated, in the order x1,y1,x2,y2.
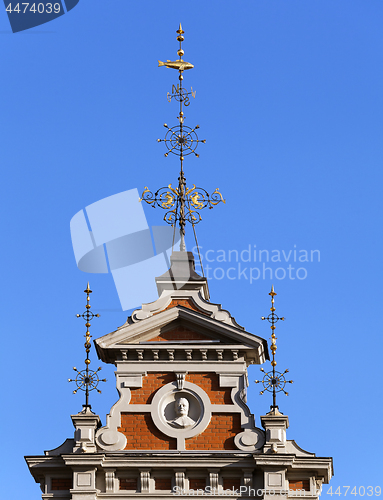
140,27,225,256
257,288,292,410
70,285,104,408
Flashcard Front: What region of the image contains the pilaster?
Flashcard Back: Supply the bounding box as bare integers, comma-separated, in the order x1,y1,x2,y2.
140,469,151,493
70,468,98,500
104,469,116,493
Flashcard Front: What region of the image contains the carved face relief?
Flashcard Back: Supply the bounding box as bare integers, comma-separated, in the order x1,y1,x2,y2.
168,397,196,428
150,382,212,441
177,398,188,416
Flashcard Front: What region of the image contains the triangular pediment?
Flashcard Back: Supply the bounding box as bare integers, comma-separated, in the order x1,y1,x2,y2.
116,313,243,345
147,325,214,342
95,305,269,365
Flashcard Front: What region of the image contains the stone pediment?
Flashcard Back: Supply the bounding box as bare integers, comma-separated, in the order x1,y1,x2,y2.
95,251,269,364
146,325,213,342
95,305,269,365
130,290,244,329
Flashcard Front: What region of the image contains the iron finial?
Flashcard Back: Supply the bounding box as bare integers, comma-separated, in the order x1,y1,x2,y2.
141,26,225,254
68,283,105,409
255,286,292,410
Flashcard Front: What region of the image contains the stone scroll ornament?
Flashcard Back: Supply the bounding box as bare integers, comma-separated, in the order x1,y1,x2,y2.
70,188,181,311
3,0,80,33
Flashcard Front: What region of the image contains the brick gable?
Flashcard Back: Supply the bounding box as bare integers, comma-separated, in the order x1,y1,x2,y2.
129,373,174,404
186,373,232,404
148,325,213,342
129,372,232,405
118,413,177,450
120,373,238,450
186,414,241,450
154,298,209,316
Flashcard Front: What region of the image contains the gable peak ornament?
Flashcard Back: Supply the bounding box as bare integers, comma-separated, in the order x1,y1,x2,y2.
255,285,293,411
68,283,106,409
140,24,225,255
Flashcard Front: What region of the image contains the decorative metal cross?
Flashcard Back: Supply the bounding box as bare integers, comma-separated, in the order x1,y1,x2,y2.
68,283,106,409
255,286,293,410
140,24,225,252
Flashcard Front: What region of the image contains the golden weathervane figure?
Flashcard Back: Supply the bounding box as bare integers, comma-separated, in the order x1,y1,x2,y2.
140,24,225,255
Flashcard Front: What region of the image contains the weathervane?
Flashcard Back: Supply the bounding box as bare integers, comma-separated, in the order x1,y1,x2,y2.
140,24,225,253
255,286,293,410
68,283,106,409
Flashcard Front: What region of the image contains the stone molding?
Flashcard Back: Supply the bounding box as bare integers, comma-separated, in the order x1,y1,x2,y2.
26,451,333,499
95,371,146,451
130,289,244,330
95,306,268,366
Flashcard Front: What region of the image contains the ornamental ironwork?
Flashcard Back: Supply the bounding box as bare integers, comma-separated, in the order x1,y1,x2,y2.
141,24,225,252
141,184,224,226
68,283,106,409
255,286,293,410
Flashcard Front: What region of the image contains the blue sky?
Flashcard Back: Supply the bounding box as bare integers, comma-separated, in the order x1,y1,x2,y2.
0,1,382,498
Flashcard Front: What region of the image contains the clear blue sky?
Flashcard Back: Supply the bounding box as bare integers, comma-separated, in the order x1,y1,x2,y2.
1,1,382,498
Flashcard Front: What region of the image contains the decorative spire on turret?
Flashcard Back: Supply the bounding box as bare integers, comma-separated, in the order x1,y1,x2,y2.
68,283,106,409
255,286,293,410
140,24,225,253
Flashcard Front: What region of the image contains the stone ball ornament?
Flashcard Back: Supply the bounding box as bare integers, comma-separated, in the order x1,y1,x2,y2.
151,381,212,439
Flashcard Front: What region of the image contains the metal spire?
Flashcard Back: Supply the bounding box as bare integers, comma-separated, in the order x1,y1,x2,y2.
68,283,106,409
141,24,225,252
255,286,293,410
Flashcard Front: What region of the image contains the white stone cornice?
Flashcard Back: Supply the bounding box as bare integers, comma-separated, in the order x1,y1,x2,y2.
61,454,105,467
115,361,246,372
95,306,268,365
254,455,333,483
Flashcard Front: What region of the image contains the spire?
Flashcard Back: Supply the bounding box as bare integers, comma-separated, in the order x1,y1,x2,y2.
141,25,225,256
255,286,293,411
68,283,106,409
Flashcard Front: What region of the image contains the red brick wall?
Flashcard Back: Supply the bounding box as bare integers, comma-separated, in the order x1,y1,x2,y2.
189,478,206,490
122,373,238,450
223,478,241,490
130,373,174,404
129,373,231,405
119,478,137,490
153,298,208,316
149,325,212,342
289,480,310,491
186,373,232,404
118,413,176,450
51,478,72,491
186,414,241,450
155,477,173,490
